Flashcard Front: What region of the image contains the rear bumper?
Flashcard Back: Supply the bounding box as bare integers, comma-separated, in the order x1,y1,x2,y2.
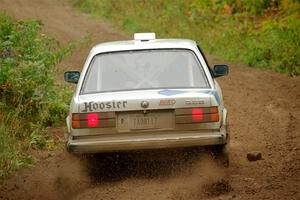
67,130,227,154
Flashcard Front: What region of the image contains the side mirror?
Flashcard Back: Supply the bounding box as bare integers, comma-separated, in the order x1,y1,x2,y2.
213,65,229,78
64,71,80,84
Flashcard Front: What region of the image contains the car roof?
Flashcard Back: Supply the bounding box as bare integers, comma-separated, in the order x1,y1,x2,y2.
90,38,198,54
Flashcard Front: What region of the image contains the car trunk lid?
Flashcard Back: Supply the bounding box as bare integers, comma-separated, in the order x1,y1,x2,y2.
78,89,216,113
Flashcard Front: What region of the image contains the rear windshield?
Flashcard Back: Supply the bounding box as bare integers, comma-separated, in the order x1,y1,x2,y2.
81,49,209,94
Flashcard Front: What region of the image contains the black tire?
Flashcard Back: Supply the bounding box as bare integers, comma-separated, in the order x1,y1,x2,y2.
215,120,230,167
213,142,230,167
209,128,230,167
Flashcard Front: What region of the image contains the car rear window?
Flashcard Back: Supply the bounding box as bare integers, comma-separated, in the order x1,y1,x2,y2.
81,49,209,94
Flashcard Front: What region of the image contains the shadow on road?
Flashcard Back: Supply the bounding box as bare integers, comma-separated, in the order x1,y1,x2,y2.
83,147,216,184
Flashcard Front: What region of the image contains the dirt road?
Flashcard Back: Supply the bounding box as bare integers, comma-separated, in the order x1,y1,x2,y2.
0,0,300,199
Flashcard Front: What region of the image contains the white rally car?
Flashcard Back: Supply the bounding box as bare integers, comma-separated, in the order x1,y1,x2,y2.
64,33,229,164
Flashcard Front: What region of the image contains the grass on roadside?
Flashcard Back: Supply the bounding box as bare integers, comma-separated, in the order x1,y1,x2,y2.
71,0,300,75
0,13,72,181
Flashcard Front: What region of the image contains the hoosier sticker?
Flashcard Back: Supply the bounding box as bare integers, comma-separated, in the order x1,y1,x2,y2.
82,101,128,112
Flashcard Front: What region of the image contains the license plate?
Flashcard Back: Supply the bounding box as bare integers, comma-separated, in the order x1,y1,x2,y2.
117,111,174,131
132,115,158,130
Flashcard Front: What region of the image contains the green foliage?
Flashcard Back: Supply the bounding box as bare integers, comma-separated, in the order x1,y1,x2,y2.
0,119,36,182
0,13,72,180
71,0,300,75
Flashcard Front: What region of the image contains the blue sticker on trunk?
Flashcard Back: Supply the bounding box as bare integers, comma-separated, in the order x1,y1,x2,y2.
158,89,188,96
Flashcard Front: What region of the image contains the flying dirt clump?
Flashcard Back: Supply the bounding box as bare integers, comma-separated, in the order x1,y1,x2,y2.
247,151,262,161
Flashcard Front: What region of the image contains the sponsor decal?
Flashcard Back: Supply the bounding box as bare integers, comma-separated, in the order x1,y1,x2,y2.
82,101,128,112
158,89,187,96
185,99,205,105
159,99,176,106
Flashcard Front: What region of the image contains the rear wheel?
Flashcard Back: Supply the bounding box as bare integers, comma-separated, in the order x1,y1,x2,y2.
209,126,230,167
215,120,230,167
213,142,230,167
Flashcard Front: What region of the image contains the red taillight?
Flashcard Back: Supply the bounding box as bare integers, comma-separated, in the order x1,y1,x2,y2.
175,107,219,124
72,112,115,129
72,114,81,129
192,108,203,122
87,113,99,127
